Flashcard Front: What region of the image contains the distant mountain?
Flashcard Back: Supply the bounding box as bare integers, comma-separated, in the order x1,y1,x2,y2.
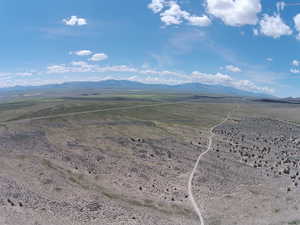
256,97,300,104
0,79,273,98
283,97,300,103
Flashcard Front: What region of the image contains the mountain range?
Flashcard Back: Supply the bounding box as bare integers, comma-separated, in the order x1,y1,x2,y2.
0,80,273,98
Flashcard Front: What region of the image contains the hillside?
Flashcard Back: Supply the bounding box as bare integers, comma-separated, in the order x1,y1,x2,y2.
0,95,299,225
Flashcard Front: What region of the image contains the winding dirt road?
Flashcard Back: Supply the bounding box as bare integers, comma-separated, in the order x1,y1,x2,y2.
188,111,232,225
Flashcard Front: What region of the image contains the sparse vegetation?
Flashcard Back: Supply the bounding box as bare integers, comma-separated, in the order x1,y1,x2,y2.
0,94,299,225
288,220,300,225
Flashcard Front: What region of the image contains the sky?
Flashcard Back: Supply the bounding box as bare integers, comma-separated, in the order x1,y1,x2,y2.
1,0,300,97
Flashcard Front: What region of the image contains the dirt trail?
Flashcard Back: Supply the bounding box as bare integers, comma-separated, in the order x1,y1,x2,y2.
187,111,232,225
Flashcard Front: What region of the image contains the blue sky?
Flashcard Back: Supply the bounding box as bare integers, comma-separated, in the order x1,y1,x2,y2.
1,0,300,97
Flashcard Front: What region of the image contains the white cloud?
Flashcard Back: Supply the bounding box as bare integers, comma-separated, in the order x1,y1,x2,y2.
191,71,233,85
46,63,138,74
47,65,70,74
259,14,292,38
225,65,242,73
191,71,273,93
292,60,300,67
63,16,87,26
148,0,166,13
71,50,93,56
253,28,259,36
276,2,286,12
290,69,300,74
71,61,90,67
16,72,33,76
149,1,211,27
206,0,261,26
266,58,273,62
186,15,211,27
232,79,273,94
89,53,108,62
99,65,138,73
293,14,300,40
160,1,189,25
294,14,300,30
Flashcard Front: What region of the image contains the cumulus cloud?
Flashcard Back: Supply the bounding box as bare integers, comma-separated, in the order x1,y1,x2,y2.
149,1,211,27
191,71,272,93
191,71,233,85
63,16,87,26
160,1,189,25
292,60,300,67
206,0,261,26
290,68,300,74
148,0,166,13
232,79,273,94
276,1,286,12
290,60,300,74
266,58,273,62
225,65,242,73
259,14,292,38
186,15,211,27
71,50,93,56
293,14,300,40
89,53,108,62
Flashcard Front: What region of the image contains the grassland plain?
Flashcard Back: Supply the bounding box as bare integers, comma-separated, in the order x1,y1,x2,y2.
0,94,299,225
